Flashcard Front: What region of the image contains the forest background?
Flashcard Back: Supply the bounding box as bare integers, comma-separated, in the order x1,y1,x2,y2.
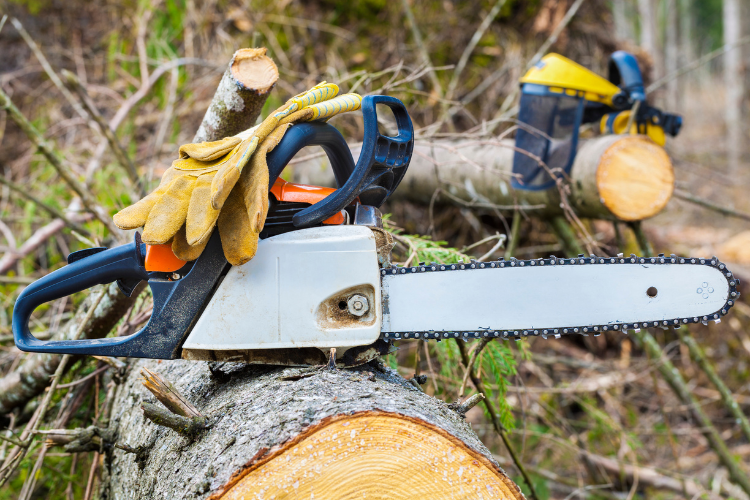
1,0,750,498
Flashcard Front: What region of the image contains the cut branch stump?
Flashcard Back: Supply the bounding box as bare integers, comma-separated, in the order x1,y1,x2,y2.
192,48,278,143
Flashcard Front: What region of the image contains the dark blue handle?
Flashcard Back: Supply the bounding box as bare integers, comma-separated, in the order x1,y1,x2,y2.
13,232,228,359
266,122,356,189
292,95,414,228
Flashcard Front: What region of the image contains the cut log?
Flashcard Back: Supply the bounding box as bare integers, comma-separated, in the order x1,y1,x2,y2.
104,359,524,500
192,48,279,143
288,134,674,221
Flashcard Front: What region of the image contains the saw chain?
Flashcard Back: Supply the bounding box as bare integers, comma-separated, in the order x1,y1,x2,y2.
379,253,740,342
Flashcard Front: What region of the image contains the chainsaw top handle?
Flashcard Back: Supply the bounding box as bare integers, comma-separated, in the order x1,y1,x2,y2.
266,95,414,228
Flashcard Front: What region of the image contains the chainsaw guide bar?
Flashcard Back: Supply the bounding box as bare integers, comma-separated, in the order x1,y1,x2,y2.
378,253,739,342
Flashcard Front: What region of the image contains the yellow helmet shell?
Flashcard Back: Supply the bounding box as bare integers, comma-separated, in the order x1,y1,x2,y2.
520,54,623,105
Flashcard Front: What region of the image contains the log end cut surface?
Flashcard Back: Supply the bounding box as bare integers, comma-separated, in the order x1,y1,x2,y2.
212,411,520,500
596,135,674,221
230,47,279,94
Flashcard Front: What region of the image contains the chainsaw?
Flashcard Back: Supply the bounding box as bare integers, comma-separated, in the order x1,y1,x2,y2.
12,95,740,366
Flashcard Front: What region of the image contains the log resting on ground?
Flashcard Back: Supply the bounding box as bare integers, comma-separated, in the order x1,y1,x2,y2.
288,134,674,221
103,359,524,500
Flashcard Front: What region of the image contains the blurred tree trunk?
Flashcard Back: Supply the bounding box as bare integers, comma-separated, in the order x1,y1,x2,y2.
638,0,663,79
612,0,633,42
665,0,679,110
679,0,694,109
723,0,743,185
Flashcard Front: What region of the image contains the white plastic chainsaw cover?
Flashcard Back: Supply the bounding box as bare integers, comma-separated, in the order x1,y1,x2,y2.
183,226,381,350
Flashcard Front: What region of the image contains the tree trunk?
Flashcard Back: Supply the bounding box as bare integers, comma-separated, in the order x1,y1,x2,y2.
612,0,633,42
723,0,743,183
289,135,674,222
665,0,679,110
638,0,662,80
102,359,525,500
192,48,279,143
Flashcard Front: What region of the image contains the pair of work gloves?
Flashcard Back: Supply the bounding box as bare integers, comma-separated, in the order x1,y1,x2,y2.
113,83,361,266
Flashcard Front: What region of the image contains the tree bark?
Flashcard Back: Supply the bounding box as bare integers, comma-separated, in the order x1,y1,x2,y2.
637,0,662,80
665,0,679,110
103,359,525,500
289,135,674,222
192,48,279,143
723,0,743,182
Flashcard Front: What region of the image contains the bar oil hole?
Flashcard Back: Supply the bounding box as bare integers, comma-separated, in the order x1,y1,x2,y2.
338,301,347,310
646,287,658,298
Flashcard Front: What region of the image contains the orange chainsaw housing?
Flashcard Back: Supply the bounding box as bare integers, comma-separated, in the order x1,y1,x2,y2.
144,179,346,272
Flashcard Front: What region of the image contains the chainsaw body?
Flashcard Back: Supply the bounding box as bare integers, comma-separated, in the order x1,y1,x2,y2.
12,95,413,362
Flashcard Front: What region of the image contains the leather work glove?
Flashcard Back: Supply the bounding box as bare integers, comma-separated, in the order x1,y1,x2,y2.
113,83,361,266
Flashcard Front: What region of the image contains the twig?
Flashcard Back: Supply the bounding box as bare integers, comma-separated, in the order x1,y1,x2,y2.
504,211,522,259
548,216,584,256
151,66,179,165
0,86,118,234
400,0,444,97
423,342,439,393
527,0,587,69
674,189,750,222
260,13,355,41
55,366,109,390
61,70,142,194
631,329,750,496
676,327,750,443
140,367,203,418
10,18,89,122
0,170,91,236
448,393,485,417
141,403,208,437
476,234,507,262
85,57,222,179
0,288,107,486
454,339,539,500
647,35,750,92
628,221,654,256
0,219,66,274
444,0,508,101
459,338,490,397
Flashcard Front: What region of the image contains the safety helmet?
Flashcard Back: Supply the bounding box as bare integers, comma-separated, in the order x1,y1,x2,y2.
512,51,681,191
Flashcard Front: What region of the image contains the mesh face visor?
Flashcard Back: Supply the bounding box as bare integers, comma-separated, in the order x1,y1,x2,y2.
512,84,585,191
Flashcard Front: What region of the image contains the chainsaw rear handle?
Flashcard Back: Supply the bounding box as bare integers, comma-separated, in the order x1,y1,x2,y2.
13,232,228,358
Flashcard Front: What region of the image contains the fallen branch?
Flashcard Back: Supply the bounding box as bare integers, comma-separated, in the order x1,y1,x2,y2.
0,86,118,234
0,281,141,414
0,219,66,274
61,70,142,194
674,189,750,222
583,450,707,498
676,327,750,443
454,339,539,500
632,329,750,497
0,169,92,236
